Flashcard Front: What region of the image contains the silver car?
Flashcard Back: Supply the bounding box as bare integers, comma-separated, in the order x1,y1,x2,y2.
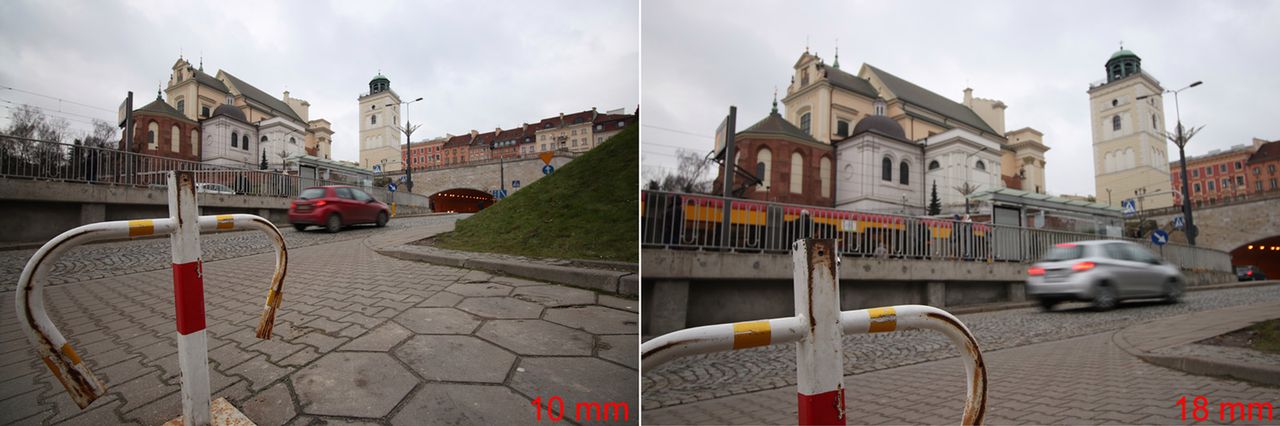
1026,240,1185,311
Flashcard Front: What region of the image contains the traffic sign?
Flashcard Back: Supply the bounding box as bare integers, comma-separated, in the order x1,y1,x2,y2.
1172,215,1185,230
539,152,554,165
512,180,521,188
1121,199,1137,218
387,182,397,192
1151,229,1169,246
372,164,383,173
492,188,508,199
542,164,554,175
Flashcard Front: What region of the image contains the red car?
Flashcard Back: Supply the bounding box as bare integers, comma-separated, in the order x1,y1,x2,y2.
288,186,390,233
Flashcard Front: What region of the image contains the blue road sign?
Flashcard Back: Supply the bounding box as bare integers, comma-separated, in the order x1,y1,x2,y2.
512,180,521,188
1172,215,1185,230
1121,199,1137,218
493,188,508,199
542,164,554,175
1151,229,1169,246
372,164,382,173
387,182,397,192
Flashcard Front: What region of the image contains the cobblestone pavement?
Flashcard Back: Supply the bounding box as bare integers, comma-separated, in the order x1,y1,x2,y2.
0,215,465,288
1,214,638,425
645,332,1280,424
643,285,1280,408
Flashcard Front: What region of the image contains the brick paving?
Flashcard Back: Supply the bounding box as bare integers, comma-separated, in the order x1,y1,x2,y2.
643,285,1280,408
0,215,638,425
645,332,1280,425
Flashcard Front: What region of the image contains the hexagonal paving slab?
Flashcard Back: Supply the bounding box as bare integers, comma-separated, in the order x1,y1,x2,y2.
510,357,638,419
456,297,545,319
597,335,638,369
476,320,594,356
390,383,532,425
545,306,637,334
393,335,515,383
446,282,513,297
393,307,481,334
512,285,597,307
291,352,416,418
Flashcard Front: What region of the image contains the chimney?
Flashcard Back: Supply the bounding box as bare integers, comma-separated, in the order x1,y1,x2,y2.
963,88,973,107
470,129,479,138
591,106,597,120
496,127,502,134
283,91,290,101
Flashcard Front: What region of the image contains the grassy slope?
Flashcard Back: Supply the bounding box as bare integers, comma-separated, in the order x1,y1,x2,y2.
433,125,637,262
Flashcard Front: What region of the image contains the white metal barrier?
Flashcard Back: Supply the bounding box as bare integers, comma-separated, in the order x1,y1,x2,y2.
641,239,988,425
14,171,287,425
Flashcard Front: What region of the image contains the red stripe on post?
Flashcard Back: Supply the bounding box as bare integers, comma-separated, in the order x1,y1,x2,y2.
172,261,206,335
798,388,845,425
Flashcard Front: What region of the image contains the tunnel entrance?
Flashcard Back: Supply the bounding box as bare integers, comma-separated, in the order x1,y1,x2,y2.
430,188,495,213
1230,235,1280,280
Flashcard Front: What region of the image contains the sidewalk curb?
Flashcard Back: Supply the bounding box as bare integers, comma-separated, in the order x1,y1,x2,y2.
941,280,1280,316
378,246,638,297
1113,306,1280,386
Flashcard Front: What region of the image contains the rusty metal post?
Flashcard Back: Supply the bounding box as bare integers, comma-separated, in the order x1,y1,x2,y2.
168,171,211,425
794,239,845,425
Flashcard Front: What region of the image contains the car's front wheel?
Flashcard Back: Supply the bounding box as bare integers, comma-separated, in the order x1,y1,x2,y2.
1038,299,1058,312
1092,284,1118,311
325,214,342,233
293,224,307,232
1163,279,1184,304
376,211,388,227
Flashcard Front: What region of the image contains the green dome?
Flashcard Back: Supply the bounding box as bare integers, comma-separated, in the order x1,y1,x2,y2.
1109,49,1138,61
370,73,389,83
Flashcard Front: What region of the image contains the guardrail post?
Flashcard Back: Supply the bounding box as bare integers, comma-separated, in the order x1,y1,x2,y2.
168,171,211,426
793,239,845,425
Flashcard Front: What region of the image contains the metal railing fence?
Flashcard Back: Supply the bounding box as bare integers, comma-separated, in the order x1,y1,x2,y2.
641,190,1228,267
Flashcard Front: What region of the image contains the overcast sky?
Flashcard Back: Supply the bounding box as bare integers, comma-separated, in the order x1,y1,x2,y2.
642,0,1280,197
0,0,637,163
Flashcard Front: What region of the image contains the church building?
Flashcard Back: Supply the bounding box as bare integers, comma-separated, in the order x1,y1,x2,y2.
716,48,1050,215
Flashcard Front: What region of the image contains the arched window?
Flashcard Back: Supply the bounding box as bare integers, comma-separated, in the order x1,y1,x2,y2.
371,114,377,125
819,157,831,198
1112,115,1121,131
928,160,940,171
800,113,811,135
243,135,249,150
789,151,803,194
190,129,199,156
232,131,239,148
756,147,772,189
975,160,986,171
170,125,180,152
261,135,268,145
147,121,158,150
1151,114,1157,130
176,99,185,114
290,137,296,145
899,161,910,185
881,157,892,181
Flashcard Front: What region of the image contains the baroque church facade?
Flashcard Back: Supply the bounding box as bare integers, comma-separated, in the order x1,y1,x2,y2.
717,49,1050,215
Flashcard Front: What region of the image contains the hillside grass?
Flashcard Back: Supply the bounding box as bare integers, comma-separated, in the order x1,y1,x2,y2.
432,125,637,262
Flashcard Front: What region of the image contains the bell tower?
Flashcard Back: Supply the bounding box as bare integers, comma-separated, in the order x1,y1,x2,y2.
1087,47,1172,209
358,73,403,171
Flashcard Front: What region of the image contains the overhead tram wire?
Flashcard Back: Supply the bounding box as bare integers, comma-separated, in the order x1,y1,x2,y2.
642,124,715,139
0,85,117,113
0,98,116,124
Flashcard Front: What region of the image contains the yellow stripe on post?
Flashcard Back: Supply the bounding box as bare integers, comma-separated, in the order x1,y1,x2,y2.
867,307,897,333
732,321,772,349
127,220,154,237
216,215,235,230
60,344,82,364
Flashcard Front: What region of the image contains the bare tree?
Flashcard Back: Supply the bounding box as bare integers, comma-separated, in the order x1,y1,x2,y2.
656,149,712,193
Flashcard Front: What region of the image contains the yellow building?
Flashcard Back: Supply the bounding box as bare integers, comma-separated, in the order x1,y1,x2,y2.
1088,48,1173,209
358,74,405,172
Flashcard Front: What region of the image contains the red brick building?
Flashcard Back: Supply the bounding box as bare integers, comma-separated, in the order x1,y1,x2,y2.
1170,138,1276,207
119,95,201,162
713,108,835,206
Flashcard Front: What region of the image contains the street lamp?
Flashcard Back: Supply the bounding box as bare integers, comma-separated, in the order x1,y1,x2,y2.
1138,80,1203,245
388,97,424,191
490,138,506,198
955,147,988,215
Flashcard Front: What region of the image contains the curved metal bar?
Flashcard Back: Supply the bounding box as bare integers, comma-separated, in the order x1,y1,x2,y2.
196,214,288,339
841,305,987,425
15,218,177,408
641,316,805,371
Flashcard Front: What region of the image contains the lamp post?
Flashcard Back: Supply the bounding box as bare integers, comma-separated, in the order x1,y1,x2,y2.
955,147,988,215
490,137,506,197
389,97,423,191
1138,80,1202,245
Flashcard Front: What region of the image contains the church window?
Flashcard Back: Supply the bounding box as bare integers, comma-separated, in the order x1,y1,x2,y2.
1112,115,1121,131
1151,114,1157,129
800,113,811,135
147,122,159,150
928,160,940,171
232,132,239,148
243,135,249,150
881,157,893,181
290,137,296,145
975,160,986,171
789,152,803,194
837,120,849,137
801,70,809,86
190,129,199,155
171,125,180,152
371,114,377,125
201,106,210,118
757,147,772,188
875,101,886,116
176,99,185,114
1111,99,1118,107
899,161,909,185
820,157,831,198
